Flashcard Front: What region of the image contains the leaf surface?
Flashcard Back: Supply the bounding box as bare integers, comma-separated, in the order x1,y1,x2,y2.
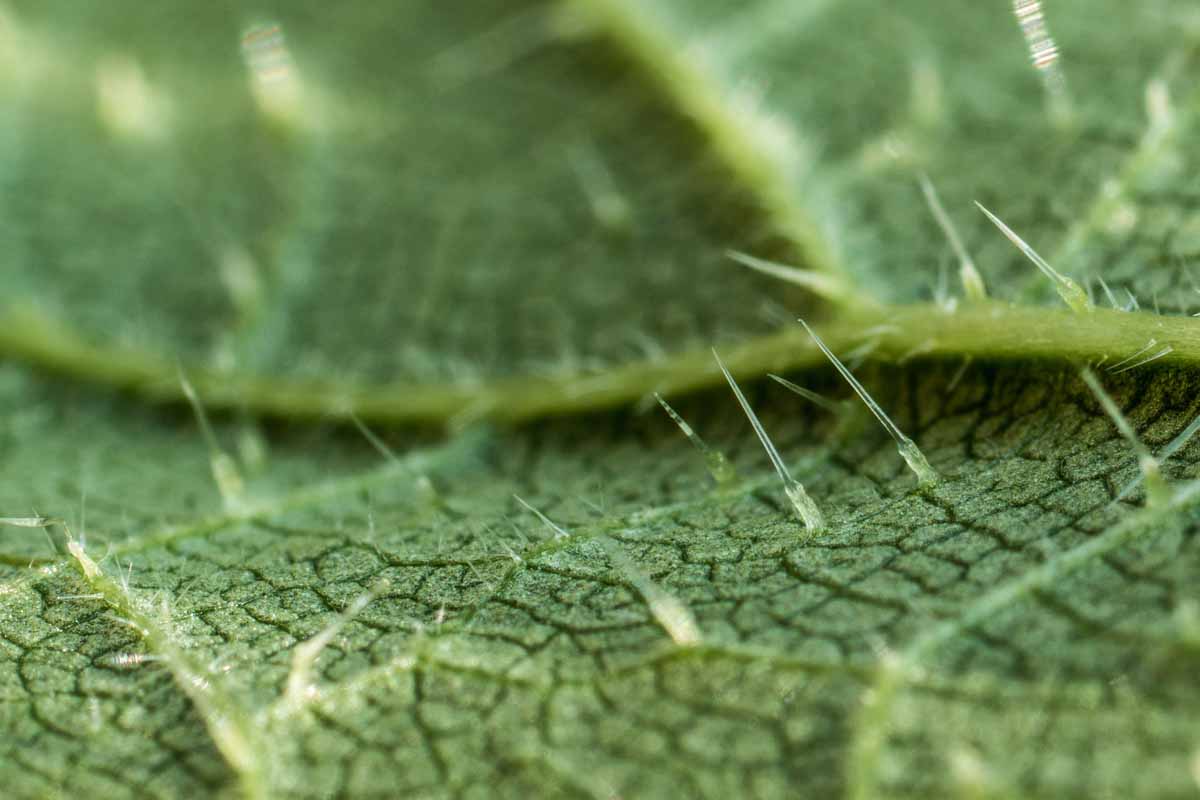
3,1,1200,798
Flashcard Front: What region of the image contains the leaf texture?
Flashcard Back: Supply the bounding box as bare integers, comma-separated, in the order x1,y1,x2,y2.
3,1,1200,798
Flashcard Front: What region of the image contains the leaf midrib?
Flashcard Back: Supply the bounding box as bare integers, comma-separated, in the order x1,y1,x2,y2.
5,303,1200,427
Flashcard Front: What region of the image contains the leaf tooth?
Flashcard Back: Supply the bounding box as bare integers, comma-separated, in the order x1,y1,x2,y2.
712,349,824,532
799,320,938,486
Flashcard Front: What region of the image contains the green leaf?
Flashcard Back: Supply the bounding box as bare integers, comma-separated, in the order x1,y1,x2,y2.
3,1,1200,798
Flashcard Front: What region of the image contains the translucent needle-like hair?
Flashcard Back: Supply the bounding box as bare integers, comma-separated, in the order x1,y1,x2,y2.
976,202,1091,313
713,350,824,532
654,392,737,485
800,320,938,486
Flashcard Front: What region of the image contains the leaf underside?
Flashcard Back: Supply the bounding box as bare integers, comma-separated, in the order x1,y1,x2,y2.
3,1,1200,798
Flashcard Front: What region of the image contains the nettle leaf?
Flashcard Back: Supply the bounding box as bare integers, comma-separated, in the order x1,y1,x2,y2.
3,1,1200,798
